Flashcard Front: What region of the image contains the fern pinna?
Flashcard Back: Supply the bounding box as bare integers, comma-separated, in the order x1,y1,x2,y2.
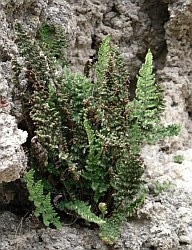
13,23,179,244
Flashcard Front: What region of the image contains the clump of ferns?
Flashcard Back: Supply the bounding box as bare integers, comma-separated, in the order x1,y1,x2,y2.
12,22,180,244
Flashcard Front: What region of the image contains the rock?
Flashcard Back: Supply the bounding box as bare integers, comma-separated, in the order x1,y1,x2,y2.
179,235,191,245
0,211,109,250
0,68,27,183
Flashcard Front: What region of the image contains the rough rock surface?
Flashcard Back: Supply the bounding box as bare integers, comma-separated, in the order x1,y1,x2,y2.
0,64,27,183
0,0,192,249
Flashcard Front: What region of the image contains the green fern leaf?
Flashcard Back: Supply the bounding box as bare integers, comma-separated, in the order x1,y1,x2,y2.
131,49,164,127
23,169,61,229
59,200,105,225
96,35,111,85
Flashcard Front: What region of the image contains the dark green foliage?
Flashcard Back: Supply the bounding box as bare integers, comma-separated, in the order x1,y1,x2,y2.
83,116,109,202
13,23,180,244
37,21,68,67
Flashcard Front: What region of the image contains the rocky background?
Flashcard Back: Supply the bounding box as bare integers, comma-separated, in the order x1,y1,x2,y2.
0,0,192,249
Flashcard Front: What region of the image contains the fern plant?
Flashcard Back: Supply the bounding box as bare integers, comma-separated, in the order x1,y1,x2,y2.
13,22,180,245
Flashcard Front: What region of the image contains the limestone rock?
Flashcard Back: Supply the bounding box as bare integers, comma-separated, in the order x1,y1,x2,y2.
0,112,27,183
0,65,27,183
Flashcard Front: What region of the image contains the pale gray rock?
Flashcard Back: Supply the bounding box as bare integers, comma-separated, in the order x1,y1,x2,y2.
0,65,27,183
0,112,27,183
157,0,192,150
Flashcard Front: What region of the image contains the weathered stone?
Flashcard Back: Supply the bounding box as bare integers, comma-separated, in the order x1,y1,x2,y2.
0,65,27,183
0,112,27,183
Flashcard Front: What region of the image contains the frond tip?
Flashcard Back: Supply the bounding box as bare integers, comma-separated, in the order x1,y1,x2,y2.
131,49,164,128
96,35,111,84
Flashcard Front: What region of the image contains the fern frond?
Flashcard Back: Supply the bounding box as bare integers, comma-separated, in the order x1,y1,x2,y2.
96,35,111,85
131,49,164,128
83,116,101,163
146,123,181,143
61,66,93,122
99,191,146,245
112,151,145,203
37,22,68,67
99,212,124,245
59,200,105,225
23,169,61,228
83,116,109,202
